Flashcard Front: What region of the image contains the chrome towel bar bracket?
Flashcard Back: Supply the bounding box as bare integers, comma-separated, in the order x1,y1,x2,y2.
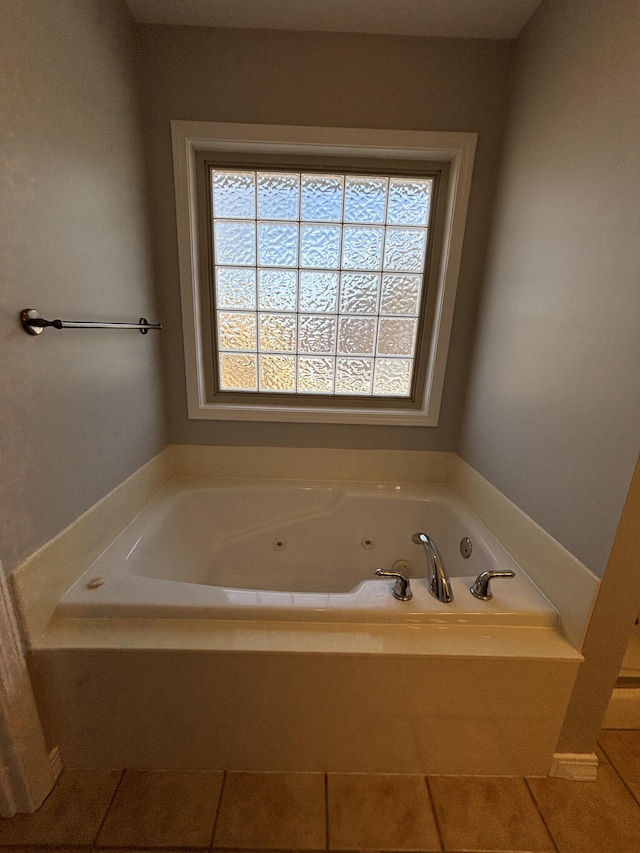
21,309,162,335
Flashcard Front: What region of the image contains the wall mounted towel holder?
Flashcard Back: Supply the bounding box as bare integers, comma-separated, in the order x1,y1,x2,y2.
21,309,162,335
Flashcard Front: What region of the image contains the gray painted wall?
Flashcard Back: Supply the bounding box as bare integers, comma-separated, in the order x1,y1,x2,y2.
136,25,512,450
458,0,640,577
0,0,168,575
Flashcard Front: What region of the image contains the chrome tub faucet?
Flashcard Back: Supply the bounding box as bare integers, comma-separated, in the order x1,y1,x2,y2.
375,568,413,601
413,532,454,603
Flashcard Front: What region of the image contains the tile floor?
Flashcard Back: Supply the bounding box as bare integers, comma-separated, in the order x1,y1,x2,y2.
2,730,640,852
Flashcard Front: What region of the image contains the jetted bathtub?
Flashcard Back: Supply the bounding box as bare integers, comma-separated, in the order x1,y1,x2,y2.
37,476,582,775
55,478,557,627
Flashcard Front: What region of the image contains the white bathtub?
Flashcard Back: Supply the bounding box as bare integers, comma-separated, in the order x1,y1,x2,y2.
55,478,556,627
35,474,584,775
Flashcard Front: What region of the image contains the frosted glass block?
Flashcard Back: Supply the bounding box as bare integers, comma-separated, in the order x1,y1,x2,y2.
215,267,256,310
212,171,255,219
298,315,337,354
373,358,412,396
336,357,373,395
380,274,423,315
344,176,387,224
300,224,341,269
259,355,295,392
387,178,431,226
377,317,417,356
301,174,343,222
219,354,258,391
383,228,427,272
339,273,380,314
342,226,384,271
299,271,339,313
214,221,256,266
298,357,335,393
258,269,297,311
259,313,296,353
217,311,257,351
337,316,376,355
257,172,299,220
257,222,298,267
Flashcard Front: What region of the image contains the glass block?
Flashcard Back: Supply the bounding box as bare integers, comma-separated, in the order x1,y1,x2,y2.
258,269,297,311
298,357,335,393
380,274,423,315
373,358,412,396
259,354,295,392
219,353,258,391
335,357,373,395
257,172,299,220
217,311,257,351
301,174,343,222
383,227,427,272
337,316,376,355
377,317,417,356
257,222,298,267
259,313,296,353
344,176,387,224
300,224,341,269
212,171,255,219
299,271,339,313
339,273,380,314
342,226,384,271
214,221,256,266
298,315,337,354
386,178,432,226
215,267,256,310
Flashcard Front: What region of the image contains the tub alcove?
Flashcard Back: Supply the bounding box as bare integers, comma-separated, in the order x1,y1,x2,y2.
14,447,590,776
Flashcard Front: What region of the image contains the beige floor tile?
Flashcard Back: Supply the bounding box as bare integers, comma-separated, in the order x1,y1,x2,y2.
598,729,640,802
95,769,223,848
527,760,640,853
0,768,120,846
327,773,440,851
213,771,326,850
428,775,553,852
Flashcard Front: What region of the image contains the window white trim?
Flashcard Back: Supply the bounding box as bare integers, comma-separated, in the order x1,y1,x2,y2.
171,121,476,425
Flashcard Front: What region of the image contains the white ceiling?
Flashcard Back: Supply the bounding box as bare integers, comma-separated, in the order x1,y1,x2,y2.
125,0,542,40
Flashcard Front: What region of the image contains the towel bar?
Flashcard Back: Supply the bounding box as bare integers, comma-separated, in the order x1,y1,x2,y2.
21,309,162,335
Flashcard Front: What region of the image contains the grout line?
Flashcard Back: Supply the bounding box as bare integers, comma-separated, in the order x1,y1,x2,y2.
424,775,445,853
597,739,640,808
91,767,126,846
209,769,227,850
523,777,560,853
324,772,330,850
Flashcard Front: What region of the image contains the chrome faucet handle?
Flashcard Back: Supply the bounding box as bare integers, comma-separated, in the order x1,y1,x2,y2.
375,568,413,601
470,570,515,600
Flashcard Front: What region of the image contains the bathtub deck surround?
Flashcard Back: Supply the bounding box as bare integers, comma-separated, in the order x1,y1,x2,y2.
11,446,174,646
13,445,596,776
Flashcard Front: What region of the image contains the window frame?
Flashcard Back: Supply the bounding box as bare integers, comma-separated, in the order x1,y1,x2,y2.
171,121,476,426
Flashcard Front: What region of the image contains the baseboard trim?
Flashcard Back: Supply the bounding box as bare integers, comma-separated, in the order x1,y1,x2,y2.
550,752,598,781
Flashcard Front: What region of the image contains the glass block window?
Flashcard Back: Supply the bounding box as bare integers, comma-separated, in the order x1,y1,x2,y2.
211,169,432,398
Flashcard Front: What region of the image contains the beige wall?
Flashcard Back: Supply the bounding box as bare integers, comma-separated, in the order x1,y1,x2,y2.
136,25,512,450
0,0,168,575
458,0,640,577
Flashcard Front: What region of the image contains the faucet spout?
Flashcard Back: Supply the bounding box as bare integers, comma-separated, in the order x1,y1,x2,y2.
412,532,454,603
